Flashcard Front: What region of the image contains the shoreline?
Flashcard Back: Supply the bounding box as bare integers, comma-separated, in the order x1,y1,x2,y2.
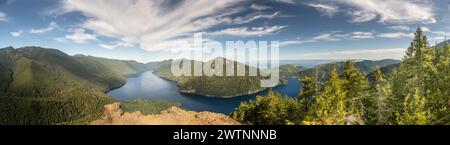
111,70,288,99
153,72,279,98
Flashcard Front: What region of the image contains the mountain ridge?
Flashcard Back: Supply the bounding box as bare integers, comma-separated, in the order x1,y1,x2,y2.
0,46,152,124
297,59,401,81
153,57,273,98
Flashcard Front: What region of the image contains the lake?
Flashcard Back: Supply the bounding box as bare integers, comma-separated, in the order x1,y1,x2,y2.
108,71,303,114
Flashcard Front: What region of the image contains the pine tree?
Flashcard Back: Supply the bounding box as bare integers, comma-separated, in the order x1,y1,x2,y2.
432,38,450,124
299,76,318,99
391,27,437,124
342,60,369,120
299,76,315,112
392,27,431,104
396,89,431,125
365,66,394,125
308,65,353,125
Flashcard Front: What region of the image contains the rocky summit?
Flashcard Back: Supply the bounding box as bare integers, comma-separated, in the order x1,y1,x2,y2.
92,103,240,125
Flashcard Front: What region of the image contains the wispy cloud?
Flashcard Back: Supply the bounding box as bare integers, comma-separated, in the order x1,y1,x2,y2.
421,26,431,32
285,48,406,60
388,25,410,31
418,27,450,38
30,22,60,34
431,31,450,36
250,4,271,11
281,31,374,46
55,28,97,43
346,10,377,23
305,2,339,17
274,0,297,4
227,12,282,25
56,0,285,51
0,11,8,22
10,30,23,37
99,41,133,49
280,39,316,46
313,31,374,41
209,26,286,36
378,32,413,39
302,0,436,24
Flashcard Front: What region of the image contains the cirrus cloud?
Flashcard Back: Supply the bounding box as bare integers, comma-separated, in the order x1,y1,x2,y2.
30,22,60,34
56,0,284,51
209,26,287,36
304,0,436,24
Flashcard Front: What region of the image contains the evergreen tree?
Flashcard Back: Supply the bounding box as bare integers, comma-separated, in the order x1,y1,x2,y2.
365,66,394,125
396,89,431,125
299,76,318,99
342,60,369,120
299,67,320,112
391,27,434,117
433,38,450,124
307,66,355,125
231,91,303,125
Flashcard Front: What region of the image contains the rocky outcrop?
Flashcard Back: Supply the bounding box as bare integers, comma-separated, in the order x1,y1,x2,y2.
91,103,240,125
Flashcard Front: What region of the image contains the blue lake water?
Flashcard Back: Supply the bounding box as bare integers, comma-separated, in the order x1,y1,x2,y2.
108,71,302,114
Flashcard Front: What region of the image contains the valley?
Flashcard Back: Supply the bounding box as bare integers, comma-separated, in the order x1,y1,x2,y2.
0,32,447,125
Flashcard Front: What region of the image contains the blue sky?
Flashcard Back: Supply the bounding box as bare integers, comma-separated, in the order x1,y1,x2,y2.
1,0,450,62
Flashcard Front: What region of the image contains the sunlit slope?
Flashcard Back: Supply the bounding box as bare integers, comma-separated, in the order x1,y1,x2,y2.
154,58,269,97
0,46,150,124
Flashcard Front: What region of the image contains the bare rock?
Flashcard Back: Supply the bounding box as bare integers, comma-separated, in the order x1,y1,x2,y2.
91,103,240,125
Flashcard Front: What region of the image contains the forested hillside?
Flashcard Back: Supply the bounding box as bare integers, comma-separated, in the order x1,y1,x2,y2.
232,27,450,125
278,64,307,78
297,59,400,81
154,58,270,97
0,47,151,124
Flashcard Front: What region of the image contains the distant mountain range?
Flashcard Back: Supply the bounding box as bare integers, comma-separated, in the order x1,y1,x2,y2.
296,59,402,81
366,63,401,83
279,60,336,68
435,40,450,49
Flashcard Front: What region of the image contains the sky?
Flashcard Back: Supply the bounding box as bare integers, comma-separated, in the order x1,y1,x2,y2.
1,0,450,63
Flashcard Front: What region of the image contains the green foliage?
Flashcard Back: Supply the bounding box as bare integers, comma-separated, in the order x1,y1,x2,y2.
279,64,306,78
364,66,395,125
396,89,431,125
342,60,369,117
231,91,303,125
231,27,450,125
154,58,269,97
305,66,360,125
120,99,180,115
366,63,400,83
299,75,318,112
390,27,449,124
298,59,401,81
0,47,150,124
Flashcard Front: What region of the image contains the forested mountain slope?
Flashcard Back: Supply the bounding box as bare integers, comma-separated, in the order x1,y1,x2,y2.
298,59,401,81
0,46,151,124
153,58,270,98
